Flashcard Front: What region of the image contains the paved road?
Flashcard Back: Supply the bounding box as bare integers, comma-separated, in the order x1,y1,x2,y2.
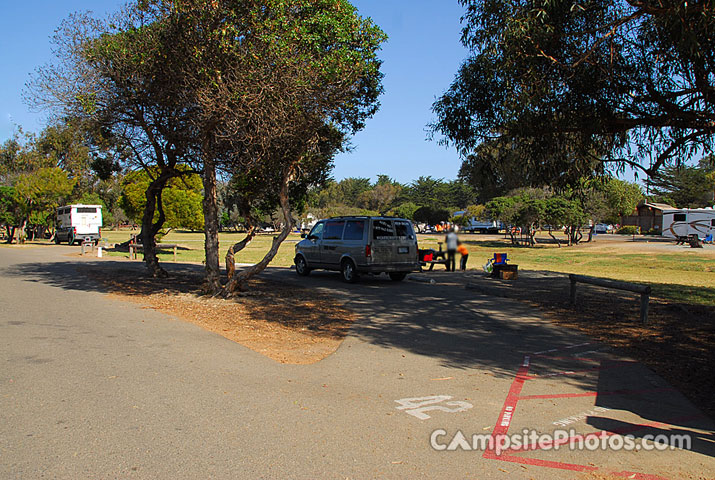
1,246,713,479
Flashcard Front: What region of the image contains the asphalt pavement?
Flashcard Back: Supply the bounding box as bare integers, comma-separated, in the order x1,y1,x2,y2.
1,246,713,479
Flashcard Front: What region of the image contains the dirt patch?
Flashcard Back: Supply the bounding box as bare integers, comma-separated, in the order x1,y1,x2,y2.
467,271,715,419
81,266,355,364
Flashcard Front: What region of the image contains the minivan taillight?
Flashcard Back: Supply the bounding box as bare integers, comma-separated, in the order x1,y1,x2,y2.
365,245,372,258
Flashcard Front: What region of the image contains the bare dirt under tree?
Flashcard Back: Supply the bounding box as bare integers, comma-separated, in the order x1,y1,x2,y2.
81,266,355,365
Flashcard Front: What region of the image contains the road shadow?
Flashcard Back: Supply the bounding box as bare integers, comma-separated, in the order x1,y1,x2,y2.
590,361,715,458
270,269,610,391
1,260,355,341
3,258,598,387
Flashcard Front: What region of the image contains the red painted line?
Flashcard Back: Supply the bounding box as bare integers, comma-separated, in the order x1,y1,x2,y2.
483,449,597,472
485,451,669,480
518,387,676,401
524,361,637,380
484,450,669,479
504,414,703,455
485,356,530,454
483,354,677,479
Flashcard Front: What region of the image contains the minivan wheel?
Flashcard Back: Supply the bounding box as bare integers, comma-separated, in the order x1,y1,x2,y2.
389,272,407,282
295,256,311,276
341,259,359,283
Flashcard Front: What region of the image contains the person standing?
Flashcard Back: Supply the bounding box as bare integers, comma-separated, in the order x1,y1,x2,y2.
445,227,459,272
457,241,469,271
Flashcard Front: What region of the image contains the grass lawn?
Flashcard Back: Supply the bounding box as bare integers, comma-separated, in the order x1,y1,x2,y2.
100,229,715,306
101,229,299,266
424,234,715,306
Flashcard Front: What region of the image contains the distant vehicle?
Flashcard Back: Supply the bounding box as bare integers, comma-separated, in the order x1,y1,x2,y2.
661,208,715,239
300,213,319,233
55,204,103,245
453,211,502,234
594,223,613,234
260,226,276,233
294,216,420,282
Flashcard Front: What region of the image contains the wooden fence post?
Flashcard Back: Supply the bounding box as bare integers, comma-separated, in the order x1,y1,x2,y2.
640,293,650,324
570,277,577,305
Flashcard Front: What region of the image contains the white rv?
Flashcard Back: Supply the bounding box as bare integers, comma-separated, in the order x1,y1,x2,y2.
55,204,103,245
453,211,503,234
661,208,715,239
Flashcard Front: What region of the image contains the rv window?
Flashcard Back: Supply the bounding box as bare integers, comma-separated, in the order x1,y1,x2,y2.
673,213,686,221
323,220,345,240
343,220,365,240
372,220,394,239
77,207,97,214
711,219,715,227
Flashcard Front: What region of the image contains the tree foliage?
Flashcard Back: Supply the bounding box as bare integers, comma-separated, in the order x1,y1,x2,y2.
649,157,715,208
120,169,204,231
432,0,715,187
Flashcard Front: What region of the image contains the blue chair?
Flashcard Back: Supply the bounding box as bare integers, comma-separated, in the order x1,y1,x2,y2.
704,234,713,244
492,253,508,265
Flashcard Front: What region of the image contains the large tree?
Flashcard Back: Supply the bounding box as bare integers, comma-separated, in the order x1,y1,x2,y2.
432,0,715,186
156,0,386,294
27,7,200,277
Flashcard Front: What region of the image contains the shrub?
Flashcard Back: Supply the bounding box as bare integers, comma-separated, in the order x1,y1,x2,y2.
616,225,639,235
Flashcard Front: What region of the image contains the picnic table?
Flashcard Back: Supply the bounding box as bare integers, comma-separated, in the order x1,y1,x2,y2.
128,243,181,261
419,242,450,271
675,234,703,248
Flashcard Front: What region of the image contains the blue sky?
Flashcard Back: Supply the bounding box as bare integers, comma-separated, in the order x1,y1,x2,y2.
0,0,469,185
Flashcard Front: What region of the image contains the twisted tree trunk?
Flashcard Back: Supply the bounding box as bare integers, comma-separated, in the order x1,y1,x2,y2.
141,175,169,278
221,167,295,296
225,220,257,281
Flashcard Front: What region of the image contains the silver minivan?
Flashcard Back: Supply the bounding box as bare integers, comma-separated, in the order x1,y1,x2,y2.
294,216,420,282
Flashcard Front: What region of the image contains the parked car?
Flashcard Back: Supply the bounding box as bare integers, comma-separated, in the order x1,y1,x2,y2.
594,223,613,234
294,216,421,282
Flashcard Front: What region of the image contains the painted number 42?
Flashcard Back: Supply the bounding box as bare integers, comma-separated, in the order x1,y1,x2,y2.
395,395,473,420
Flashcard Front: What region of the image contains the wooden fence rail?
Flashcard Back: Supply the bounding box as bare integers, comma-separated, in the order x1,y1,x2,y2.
569,274,652,324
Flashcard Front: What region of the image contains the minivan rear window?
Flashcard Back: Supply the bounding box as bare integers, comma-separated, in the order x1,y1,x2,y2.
324,220,345,240
373,219,394,239
394,220,413,238
343,220,365,240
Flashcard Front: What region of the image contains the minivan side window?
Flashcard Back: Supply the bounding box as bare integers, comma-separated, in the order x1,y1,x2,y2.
343,220,366,240
674,213,686,222
324,220,346,240
308,222,324,240
373,219,394,239
394,220,414,238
